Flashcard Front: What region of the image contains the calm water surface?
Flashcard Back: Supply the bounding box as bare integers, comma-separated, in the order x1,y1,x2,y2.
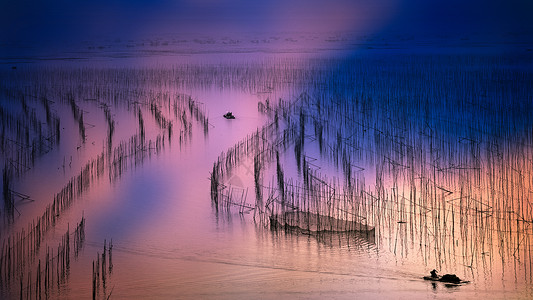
1,44,532,299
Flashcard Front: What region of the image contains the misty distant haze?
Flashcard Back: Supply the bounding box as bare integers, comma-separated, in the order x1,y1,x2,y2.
2,0,532,47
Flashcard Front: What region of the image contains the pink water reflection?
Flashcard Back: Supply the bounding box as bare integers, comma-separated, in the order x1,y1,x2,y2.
1,47,533,299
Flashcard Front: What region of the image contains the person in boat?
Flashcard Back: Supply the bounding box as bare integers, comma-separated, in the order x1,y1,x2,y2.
223,112,235,119
427,269,462,283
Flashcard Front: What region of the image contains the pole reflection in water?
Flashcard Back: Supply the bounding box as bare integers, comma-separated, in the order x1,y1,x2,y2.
1,49,532,299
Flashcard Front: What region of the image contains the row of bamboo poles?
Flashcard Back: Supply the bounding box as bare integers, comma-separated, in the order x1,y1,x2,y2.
3,216,85,300
209,70,533,281
1,65,214,298
92,239,113,300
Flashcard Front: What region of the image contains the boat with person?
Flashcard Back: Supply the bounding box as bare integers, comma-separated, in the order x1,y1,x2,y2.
223,112,235,119
423,269,470,286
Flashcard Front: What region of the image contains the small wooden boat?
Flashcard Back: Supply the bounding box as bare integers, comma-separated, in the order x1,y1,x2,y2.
423,274,469,285
223,112,235,119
